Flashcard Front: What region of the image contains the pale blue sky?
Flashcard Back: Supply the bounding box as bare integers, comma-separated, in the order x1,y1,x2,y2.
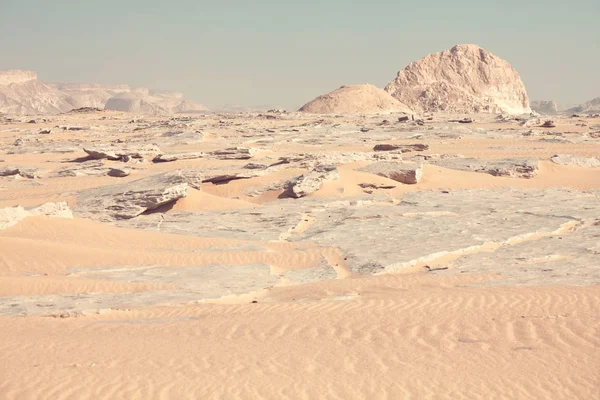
1,0,598,108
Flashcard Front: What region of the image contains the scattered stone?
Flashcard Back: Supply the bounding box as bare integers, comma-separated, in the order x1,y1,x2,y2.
38,129,52,134
458,117,473,123
0,166,43,179
360,162,423,184
398,116,410,122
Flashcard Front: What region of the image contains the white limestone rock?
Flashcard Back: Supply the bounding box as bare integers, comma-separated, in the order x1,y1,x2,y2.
285,164,340,198
385,44,531,114
551,154,600,168
300,84,413,114
0,202,73,230
359,162,423,184
74,171,189,221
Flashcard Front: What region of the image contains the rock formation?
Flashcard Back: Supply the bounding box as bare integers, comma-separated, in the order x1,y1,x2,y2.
74,171,190,221
103,90,208,115
284,165,340,198
0,69,208,115
0,202,72,230
51,83,131,109
299,84,413,114
531,100,558,114
567,97,600,114
384,44,531,114
0,70,73,114
359,162,423,184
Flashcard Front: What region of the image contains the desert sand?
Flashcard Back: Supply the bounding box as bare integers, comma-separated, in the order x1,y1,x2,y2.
0,106,599,399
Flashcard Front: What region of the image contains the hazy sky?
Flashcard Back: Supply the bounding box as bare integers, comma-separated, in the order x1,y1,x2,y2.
1,0,598,109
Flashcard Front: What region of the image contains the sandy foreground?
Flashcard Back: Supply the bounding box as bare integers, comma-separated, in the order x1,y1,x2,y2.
0,110,599,399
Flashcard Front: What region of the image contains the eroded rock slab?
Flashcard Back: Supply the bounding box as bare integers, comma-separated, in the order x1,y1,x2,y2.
84,144,161,161
285,164,339,198
551,154,600,168
359,162,423,184
74,171,188,221
430,158,539,178
0,202,73,230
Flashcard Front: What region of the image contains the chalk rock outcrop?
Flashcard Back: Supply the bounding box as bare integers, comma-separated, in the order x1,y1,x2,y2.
0,202,73,230
104,91,208,115
285,165,339,198
0,70,73,115
385,44,531,114
0,69,208,115
74,171,189,221
51,83,131,109
300,84,413,114
567,97,600,114
430,157,539,179
359,162,423,184
530,100,558,115
551,154,600,168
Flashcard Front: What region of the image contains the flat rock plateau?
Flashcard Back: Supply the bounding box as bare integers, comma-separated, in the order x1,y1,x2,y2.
1,108,599,399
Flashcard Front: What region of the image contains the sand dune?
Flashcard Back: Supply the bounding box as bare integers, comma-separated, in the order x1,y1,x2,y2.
1,275,598,399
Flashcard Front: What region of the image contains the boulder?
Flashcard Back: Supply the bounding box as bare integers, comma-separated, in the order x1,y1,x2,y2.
285,165,339,198
74,171,189,221
385,44,531,114
359,162,423,184
107,167,131,177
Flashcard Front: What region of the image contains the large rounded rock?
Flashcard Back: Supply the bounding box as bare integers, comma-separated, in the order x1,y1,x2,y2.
385,44,531,115
300,84,413,114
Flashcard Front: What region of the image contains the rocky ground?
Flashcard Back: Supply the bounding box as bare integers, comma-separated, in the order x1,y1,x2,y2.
1,109,599,314
1,109,599,399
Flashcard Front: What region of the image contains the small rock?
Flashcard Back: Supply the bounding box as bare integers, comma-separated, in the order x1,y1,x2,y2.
107,168,131,177
153,152,204,163
540,120,556,128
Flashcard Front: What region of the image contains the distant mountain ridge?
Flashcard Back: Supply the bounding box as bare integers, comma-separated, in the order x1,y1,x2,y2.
0,70,207,115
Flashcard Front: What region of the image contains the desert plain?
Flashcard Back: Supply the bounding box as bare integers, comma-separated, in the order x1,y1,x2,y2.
0,107,599,399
